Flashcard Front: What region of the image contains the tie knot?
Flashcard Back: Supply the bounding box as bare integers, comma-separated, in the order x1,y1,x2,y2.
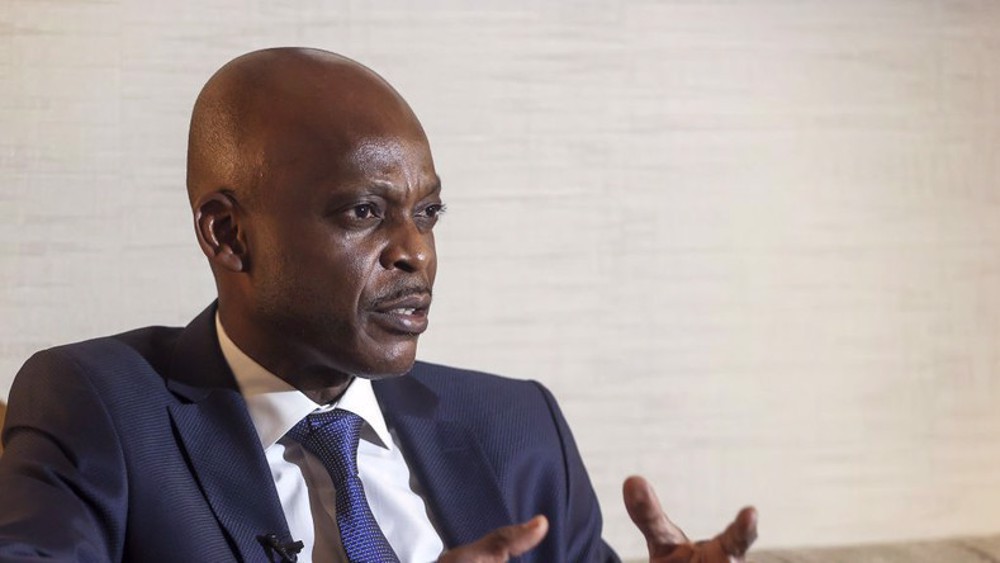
289,409,365,481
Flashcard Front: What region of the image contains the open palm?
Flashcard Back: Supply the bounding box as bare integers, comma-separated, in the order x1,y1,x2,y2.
623,476,758,563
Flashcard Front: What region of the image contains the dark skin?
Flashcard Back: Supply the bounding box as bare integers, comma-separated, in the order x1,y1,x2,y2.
188,47,757,561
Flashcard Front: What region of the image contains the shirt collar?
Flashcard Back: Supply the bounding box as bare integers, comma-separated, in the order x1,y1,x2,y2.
215,314,393,452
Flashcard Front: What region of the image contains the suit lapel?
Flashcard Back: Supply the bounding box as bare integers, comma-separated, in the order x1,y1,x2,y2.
374,373,512,548
167,305,293,562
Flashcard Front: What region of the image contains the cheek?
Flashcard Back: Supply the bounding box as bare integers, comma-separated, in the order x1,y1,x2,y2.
427,237,438,283
319,242,383,316
344,236,391,296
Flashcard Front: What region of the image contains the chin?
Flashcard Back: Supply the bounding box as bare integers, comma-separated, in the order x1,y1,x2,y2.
357,370,410,381
352,343,419,380
354,361,415,380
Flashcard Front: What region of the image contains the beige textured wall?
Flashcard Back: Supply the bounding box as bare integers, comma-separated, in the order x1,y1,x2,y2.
4,0,1000,557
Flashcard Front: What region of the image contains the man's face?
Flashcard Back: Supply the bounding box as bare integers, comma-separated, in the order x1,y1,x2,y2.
244,132,442,380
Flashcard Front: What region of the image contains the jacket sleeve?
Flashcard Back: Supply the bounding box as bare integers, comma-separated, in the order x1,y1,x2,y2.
531,381,621,563
0,349,128,562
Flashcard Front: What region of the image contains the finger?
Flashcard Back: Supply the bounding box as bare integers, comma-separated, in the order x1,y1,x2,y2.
716,506,758,557
438,515,549,563
622,475,689,548
486,515,548,558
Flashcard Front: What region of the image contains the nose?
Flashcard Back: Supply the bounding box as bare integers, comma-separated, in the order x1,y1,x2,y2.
380,220,434,274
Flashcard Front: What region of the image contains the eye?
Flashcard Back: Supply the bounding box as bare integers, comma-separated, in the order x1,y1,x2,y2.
350,203,381,220
420,203,447,220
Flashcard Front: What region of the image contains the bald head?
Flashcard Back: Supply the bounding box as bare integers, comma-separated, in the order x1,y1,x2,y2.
186,47,428,207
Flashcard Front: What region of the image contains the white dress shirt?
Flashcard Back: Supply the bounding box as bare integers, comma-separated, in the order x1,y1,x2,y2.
216,316,445,563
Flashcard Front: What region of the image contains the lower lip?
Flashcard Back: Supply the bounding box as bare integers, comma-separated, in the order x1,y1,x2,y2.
370,310,429,335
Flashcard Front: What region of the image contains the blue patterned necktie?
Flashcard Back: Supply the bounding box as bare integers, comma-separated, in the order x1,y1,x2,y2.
288,409,400,563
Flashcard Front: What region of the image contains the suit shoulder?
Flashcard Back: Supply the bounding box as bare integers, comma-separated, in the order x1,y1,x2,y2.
16,325,182,395
405,361,562,431
408,360,545,397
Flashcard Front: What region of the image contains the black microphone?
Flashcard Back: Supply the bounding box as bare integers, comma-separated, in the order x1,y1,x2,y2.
259,532,305,563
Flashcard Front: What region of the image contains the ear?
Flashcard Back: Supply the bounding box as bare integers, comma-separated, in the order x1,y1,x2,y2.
193,191,247,273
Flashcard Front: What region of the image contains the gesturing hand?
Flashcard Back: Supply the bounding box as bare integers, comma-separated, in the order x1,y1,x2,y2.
624,475,757,563
437,516,548,563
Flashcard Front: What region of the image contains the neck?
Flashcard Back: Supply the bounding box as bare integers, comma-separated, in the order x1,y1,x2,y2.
216,301,354,404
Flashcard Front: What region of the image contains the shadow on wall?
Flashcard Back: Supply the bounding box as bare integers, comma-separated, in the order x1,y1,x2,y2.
0,400,5,455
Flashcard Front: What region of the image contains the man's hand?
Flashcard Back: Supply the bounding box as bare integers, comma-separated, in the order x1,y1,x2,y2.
438,516,549,563
624,475,757,563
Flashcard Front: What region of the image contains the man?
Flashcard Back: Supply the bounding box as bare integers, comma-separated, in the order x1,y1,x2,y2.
0,48,756,562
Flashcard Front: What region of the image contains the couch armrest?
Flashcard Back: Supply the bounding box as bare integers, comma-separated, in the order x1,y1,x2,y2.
747,534,1000,562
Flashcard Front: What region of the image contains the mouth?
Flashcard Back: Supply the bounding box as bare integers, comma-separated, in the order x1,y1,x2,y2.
369,291,432,335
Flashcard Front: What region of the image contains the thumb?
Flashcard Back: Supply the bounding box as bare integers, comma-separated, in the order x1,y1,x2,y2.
439,515,549,563
623,475,689,549
717,506,758,557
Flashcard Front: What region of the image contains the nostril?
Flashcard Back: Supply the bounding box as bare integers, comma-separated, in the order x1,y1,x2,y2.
393,258,417,273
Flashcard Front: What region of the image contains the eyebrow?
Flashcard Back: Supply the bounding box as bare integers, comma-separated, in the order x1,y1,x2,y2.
430,175,443,194
366,175,442,198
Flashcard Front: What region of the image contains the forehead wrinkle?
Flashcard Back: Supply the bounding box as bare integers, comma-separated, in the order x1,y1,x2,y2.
347,135,435,183
359,175,441,203
352,137,416,170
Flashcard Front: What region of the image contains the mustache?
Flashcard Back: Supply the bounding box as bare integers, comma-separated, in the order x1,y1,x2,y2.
369,283,433,307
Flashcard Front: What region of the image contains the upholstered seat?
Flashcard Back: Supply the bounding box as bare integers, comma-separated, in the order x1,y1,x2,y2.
625,534,1000,562
0,400,5,455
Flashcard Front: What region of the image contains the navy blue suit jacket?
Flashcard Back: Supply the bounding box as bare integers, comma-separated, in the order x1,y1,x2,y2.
0,306,619,562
